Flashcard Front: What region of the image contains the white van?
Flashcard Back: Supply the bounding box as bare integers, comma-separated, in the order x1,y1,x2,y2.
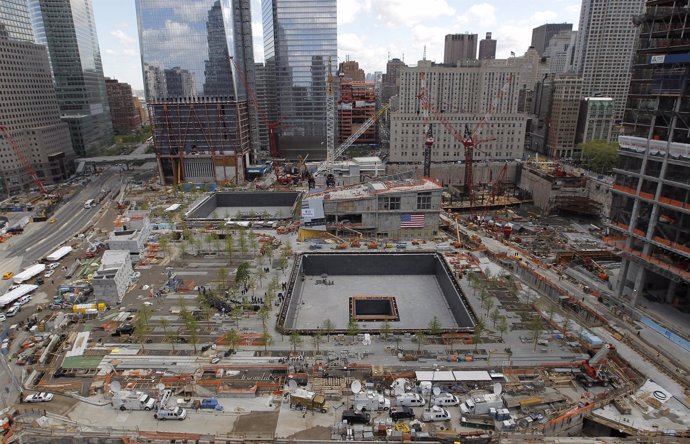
422,406,451,422
6,304,20,317
431,392,460,406
154,407,187,420
396,393,425,407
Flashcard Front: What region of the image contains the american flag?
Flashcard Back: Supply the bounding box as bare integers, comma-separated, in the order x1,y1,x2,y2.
400,213,425,228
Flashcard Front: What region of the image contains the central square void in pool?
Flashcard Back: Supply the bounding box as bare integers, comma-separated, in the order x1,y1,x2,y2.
350,296,399,321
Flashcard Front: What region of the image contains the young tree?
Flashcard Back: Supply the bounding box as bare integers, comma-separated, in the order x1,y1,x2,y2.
479,287,490,309
248,278,257,297
546,303,557,327
530,315,544,352
490,308,501,328
312,332,323,353
217,267,228,289
258,305,270,329
347,319,360,344
484,297,494,317
235,262,250,288
289,331,303,353
158,234,171,258
223,328,242,352
322,319,335,342
562,317,572,338
225,235,234,259
238,230,248,256
249,231,259,255
428,316,442,337
260,329,273,352
473,319,485,352
380,320,392,340
256,267,267,287
497,316,508,340
279,254,289,275
231,305,243,327
159,318,177,353
182,312,199,353
281,243,293,258
414,331,427,354
133,312,151,351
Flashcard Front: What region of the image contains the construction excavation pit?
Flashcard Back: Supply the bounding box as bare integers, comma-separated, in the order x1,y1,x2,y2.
186,191,300,221
279,252,475,333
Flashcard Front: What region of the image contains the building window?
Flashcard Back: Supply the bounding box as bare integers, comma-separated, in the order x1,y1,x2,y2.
417,192,432,210
379,196,401,210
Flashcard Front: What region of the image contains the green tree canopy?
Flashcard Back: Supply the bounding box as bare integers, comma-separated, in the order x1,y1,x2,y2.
580,140,619,174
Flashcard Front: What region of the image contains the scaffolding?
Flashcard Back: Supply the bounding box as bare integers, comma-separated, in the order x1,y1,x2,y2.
338,81,377,145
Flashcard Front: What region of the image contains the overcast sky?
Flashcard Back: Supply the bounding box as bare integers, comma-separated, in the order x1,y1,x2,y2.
92,0,582,91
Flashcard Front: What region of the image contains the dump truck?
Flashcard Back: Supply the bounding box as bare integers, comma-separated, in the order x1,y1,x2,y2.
288,389,329,413
112,391,156,411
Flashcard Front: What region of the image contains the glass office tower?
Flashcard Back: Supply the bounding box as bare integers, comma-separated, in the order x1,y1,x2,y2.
262,0,337,160
136,0,256,184
29,0,114,156
0,0,35,42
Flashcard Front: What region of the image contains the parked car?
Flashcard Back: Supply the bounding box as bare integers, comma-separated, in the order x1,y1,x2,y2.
8,284,19,291
0,314,6,322
44,270,55,278
15,295,31,306
5,305,20,317
342,410,370,425
24,392,54,403
390,406,416,421
47,263,60,270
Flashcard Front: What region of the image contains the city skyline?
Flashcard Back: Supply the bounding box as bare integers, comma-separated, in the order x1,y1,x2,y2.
93,0,581,91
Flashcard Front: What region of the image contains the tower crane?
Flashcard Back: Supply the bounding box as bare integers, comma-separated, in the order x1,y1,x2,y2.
0,125,47,194
325,57,335,176
229,57,285,170
417,73,513,217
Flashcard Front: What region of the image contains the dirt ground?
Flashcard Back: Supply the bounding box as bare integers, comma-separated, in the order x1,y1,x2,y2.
233,410,279,434
286,425,332,440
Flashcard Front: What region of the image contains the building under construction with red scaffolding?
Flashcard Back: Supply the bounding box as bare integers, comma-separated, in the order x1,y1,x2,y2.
148,98,251,186
338,81,377,145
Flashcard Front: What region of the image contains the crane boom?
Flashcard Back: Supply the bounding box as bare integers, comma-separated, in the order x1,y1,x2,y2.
0,125,47,194
315,102,390,176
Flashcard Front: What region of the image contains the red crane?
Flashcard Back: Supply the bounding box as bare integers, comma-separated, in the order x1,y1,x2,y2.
0,125,47,194
418,73,513,217
228,57,285,163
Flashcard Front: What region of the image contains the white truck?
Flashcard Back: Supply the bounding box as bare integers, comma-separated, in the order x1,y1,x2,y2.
422,405,452,422
354,391,391,412
153,388,187,421
112,391,156,411
460,393,504,415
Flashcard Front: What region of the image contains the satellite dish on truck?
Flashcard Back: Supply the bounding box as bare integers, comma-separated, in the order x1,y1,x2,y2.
110,381,121,393
287,379,298,392
156,383,166,392
432,386,441,396
351,380,362,394
494,383,503,395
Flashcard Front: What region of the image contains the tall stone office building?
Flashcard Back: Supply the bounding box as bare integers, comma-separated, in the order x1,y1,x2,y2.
0,0,75,196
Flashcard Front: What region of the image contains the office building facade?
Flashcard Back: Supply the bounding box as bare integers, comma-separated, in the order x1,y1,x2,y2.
531,23,573,56
339,82,376,145
608,0,690,310
389,56,536,165
381,58,407,104
0,1,75,196
262,0,337,160
572,0,645,127
575,97,614,146
105,78,142,134
136,0,256,184
546,75,583,159
29,0,114,156
478,32,496,60
444,34,477,64
339,60,365,82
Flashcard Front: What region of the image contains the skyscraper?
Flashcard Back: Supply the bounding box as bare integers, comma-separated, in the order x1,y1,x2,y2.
609,1,690,310
381,58,407,104
0,0,75,196
531,23,573,56
105,78,142,134
29,0,114,156
339,60,365,82
478,32,496,60
263,0,337,160
136,0,256,184
572,0,645,126
444,34,478,64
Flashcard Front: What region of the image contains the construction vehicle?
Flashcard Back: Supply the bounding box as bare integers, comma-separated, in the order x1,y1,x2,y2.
288,388,329,413
578,343,614,388
354,391,390,412
112,391,156,411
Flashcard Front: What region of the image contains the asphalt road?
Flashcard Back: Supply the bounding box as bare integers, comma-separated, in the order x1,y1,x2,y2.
6,170,124,265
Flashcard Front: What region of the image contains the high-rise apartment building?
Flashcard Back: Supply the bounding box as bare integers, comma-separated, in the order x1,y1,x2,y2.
381,58,407,104
546,75,582,159
105,78,142,134
262,0,337,160
444,34,478,64
478,32,496,60
608,1,690,310
29,0,114,156
572,0,646,127
389,55,537,165
136,0,256,185
0,1,75,196
531,23,573,56
339,60,365,82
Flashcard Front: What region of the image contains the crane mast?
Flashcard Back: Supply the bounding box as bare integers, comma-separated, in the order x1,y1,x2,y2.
325,57,335,175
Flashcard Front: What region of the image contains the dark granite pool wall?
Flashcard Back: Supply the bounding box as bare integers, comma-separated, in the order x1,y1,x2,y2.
279,252,476,332
187,191,301,219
